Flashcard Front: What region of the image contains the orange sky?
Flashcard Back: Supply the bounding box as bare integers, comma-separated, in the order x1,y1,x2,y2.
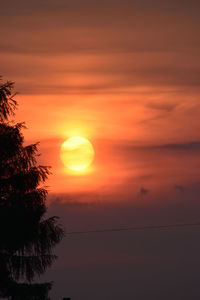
1,0,200,197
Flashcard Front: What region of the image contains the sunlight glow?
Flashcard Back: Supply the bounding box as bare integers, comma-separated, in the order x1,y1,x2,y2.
60,136,95,172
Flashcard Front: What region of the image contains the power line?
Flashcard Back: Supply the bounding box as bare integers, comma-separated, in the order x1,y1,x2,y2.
67,221,200,235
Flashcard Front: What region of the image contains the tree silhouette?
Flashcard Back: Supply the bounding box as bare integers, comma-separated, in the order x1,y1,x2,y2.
0,79,64,299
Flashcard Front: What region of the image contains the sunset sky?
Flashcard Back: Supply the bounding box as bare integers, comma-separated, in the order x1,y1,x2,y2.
1,0,200,299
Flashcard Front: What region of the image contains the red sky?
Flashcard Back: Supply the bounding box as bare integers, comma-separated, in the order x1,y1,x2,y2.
1,0,200,299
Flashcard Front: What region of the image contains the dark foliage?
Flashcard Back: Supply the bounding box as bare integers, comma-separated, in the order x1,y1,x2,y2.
0,80,64,299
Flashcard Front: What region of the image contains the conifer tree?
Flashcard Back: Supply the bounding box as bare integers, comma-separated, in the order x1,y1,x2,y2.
0,79,64,300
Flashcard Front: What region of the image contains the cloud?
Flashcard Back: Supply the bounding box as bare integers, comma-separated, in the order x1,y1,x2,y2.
118,140,200,152
174,184,184,192
140,187,149,196
158,141,200,151
2,0,200,16
1,0,200,56
147,102,178,112
1,0,200,98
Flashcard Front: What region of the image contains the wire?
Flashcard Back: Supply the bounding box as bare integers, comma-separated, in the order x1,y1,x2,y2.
67,221,200,235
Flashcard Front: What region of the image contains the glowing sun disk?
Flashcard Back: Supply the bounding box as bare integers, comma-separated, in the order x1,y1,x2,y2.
60,136,94,172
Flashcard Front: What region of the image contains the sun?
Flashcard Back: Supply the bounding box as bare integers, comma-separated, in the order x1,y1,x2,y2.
60,136,95,172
